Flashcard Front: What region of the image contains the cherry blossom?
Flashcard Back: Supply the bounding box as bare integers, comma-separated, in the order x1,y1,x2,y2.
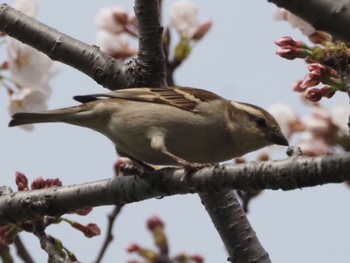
170,0,199,38
8,86,49,130
296,131,334,156
273,8,315,36
95,6,137,59
13,0,37,17
267,103,302,138
95,30,137,59
170,0,211,40
7,37,57,88
301,106,333,138
95,6,128,34
5,1,58,130
331,104,350,133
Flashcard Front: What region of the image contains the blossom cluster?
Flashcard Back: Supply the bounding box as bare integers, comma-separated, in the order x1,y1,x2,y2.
95,0,212,73
126,216,203,263
268,103,349,156
274,8,350,103
0,171,100,262
95,6,138,59
1,0,58,130
270,7,350,156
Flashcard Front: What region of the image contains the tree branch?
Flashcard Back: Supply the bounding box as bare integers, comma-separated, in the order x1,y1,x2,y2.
0,4,126,90
95,205,123,263
268,0,350,42
34,229,70,263
14,235,35,263
200,191,271,263
0,2,168,90
126,0,166,88
1,152,350,225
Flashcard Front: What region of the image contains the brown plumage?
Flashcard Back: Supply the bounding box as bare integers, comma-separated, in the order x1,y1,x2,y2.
9,86,288,166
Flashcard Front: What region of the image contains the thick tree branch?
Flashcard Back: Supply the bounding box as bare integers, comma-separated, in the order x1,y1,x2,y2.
200,191,271,263
1,152,350,225
268,0,350,42
127,0,166,88
0,4,127,90
0,3,168,89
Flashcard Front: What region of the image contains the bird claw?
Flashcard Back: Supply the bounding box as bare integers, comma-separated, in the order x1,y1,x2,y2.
114,157,155,177
180,163,211,185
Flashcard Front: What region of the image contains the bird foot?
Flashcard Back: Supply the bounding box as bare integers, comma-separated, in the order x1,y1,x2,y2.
180,163,211,185
114,157,155,177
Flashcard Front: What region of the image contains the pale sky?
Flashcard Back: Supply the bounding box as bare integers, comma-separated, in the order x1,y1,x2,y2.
1,1,350,262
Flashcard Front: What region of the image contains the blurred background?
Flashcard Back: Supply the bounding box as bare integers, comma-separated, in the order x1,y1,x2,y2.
1,0,349,262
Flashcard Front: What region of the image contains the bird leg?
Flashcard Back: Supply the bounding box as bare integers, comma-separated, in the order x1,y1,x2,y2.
149,134,209,183
115,148,155,176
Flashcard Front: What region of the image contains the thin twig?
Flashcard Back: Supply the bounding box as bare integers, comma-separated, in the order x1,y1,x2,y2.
33,227,70,263
14,235,35,263
94,205,123,263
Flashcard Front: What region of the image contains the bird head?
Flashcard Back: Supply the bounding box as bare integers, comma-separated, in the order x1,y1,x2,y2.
228,101,289,154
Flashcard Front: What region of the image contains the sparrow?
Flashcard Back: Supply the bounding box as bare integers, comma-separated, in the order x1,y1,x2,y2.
9,86,288,168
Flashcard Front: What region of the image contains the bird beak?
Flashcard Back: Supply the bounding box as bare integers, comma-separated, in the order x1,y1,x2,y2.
270,130,289,146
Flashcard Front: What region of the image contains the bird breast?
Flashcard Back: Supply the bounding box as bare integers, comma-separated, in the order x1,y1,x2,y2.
100,100,235,165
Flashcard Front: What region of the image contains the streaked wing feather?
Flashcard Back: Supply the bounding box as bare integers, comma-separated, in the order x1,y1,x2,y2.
73,87,224,111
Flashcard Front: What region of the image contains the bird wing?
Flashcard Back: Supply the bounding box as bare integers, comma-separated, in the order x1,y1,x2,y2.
73,87,224,112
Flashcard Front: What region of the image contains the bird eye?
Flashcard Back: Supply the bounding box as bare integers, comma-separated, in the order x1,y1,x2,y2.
255,117,267,128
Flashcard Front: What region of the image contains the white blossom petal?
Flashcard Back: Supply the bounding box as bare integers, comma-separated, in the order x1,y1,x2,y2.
170,0,199,38
296,132,333,156
96,30,127,53
13,0,38,17
331,104,350,133
7,37,57,87
273,8,315,36
267,103,299,138
8,86,49,130
301,106,333,137
95,6,128,34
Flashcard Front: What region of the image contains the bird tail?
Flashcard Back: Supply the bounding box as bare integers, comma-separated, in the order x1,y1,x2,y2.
9,106,85,127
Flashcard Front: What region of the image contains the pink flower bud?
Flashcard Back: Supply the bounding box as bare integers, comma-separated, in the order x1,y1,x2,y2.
192,19,212,40
1,61,8,69
31,176,45,190
308,63,331,75
319,86,336,98
83,223,100,238
45,178,62,188
15,171,28,191
299,75,320,90
305,86,335,102
75,207,93,216
192,255,204,263
147,216,164,231
293,80,306,92
276,46,307,60
126,243,140,252
72,222,101,238
275,36,306,48
305,88,323,102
